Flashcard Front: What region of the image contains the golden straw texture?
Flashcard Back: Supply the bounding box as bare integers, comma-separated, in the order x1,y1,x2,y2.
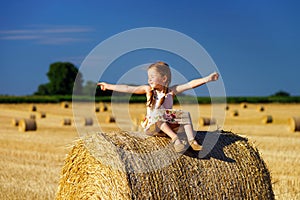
18,119,37,132
199,117,216,126
289,117,300,132
56,130,274,200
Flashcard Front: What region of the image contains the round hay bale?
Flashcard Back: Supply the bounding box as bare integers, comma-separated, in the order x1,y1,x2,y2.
225,105,229,110
262,115,273,124
62,118,72,126
241,103,247,109
18,119,37,132
199,117,216,126
61,102,69,108
105,115,116,123
100,103,108,112
11,118,19,126
56,131,274,200
231,110,239,117
288,117,300,132
39,112,46,118
29,114,36,120
30,104,37,112
257,105,265,112
84,118,93,126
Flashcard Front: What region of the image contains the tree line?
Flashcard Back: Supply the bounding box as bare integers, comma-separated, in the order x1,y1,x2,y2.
35,61,293,98
34,62,112,96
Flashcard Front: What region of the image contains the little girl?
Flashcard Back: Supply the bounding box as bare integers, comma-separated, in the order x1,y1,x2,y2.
97,61,219,153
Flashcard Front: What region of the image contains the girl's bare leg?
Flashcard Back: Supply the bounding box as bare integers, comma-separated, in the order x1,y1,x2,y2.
184,123,202,151
157,122,182,145
158,122,187,153
184,124,195,141
183,115,201,147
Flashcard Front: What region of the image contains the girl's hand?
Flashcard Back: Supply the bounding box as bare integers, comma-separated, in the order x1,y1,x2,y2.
97,82,108,91
207,72,219,82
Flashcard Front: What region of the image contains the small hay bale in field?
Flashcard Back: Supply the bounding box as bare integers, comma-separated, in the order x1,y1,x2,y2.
30,104,37,111
11,118,19,126
199,117,216,126
18,119,37,132
288,117,300,132
84,118,93,126
29,114,36,119
105,115,116,123
231,110,239,117
225,105,229,110
62,118,72,126
56,131,274,200
100,103,108,112
240,103,247,109
257,105,265,112
262,115,273,124
39,112,46,118
61,102,69,108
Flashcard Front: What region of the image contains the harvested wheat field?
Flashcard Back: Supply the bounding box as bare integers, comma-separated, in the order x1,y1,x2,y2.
0,103,300,199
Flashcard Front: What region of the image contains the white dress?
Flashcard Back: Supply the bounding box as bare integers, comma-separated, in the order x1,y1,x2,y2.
141,90,191,135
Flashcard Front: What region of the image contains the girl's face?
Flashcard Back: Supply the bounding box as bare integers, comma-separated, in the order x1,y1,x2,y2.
147,68,167,90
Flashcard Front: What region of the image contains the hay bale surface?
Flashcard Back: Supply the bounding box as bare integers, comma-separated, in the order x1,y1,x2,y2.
231,110,239,117
131,117,143,132
199,117,216,126
39,112,46,118
18,119,37,132
262,115,273,124
100,103,108,112
289,117,300,132
11,118,19,126
30,105,37,111
56,131,274,200
62,118,72,126
105,115,116,123
241,103,247,109
61,102,69,108
257,105,265,112
30,114,36,119
84,118,93,126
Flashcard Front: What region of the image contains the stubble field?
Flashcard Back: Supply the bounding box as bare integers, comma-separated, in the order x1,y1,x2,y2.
0,102,299,199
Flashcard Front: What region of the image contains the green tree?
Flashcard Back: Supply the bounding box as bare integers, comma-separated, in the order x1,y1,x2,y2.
36,83,51,95
35,62,83,95
271,90,290,97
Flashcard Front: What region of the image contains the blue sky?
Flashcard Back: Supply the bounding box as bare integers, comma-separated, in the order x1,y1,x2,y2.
0,0,299,96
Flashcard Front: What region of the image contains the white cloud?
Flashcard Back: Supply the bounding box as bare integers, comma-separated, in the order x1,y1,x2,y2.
0,25,94,45
0,35,42,40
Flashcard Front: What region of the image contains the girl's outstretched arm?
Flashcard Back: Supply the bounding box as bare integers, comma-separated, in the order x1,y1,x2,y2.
97,82,149,94
172,72,219,95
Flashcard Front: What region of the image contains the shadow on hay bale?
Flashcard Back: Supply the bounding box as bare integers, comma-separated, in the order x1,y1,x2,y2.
56,131,274,200
289,116,300,132
198,117,216,127
11,118,19,126
18,119,37,132
262,115,273,124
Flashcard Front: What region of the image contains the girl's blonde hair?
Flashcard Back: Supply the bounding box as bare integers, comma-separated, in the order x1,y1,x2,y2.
146,61,171,109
